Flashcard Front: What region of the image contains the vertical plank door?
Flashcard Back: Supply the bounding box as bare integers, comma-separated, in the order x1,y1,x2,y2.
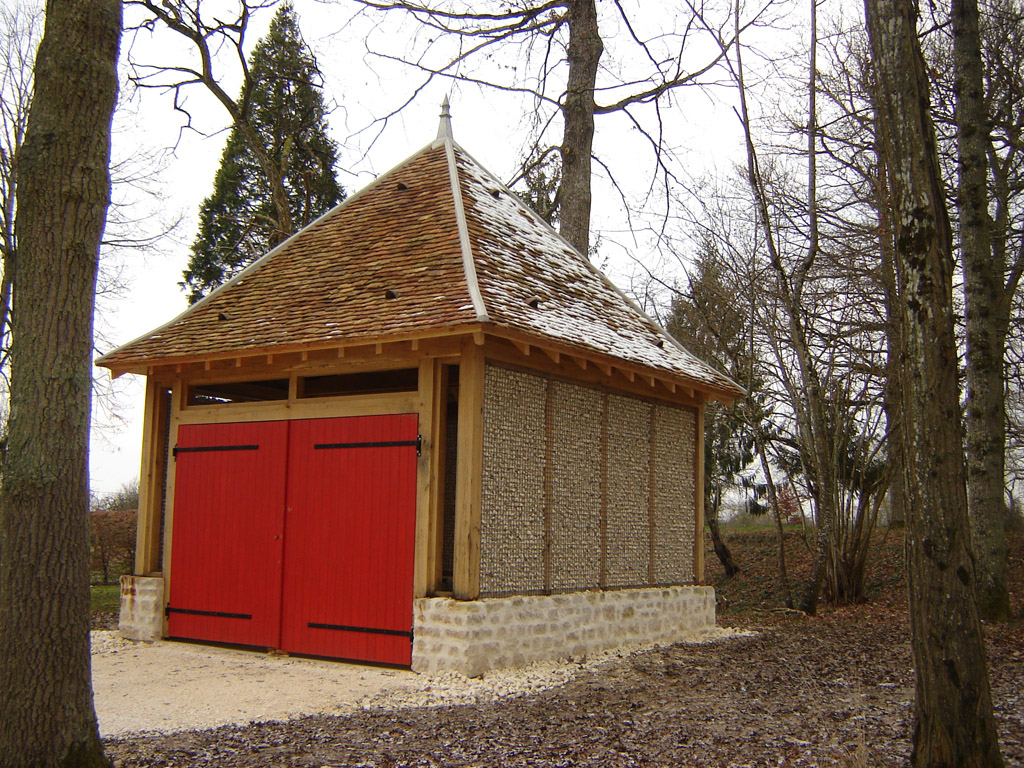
166,420,288,648
280,414,418,665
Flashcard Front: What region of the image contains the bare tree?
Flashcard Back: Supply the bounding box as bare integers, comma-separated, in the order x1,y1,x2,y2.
0,0,121,764
668,235,756,578
728,0,842,614
0,3,41,398
689,1,897,611
344,0,777,257
126,0,300,249
863,0,1004,763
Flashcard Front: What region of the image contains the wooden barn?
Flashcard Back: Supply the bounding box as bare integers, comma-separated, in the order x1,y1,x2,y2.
100,108,743,675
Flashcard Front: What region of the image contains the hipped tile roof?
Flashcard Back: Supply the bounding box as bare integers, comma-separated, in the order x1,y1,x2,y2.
97,131,743,400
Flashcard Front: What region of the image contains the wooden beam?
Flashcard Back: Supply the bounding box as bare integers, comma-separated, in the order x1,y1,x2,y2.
541,347,560,364
482,338,703,408
453,338,485,600
473,331,485,346
336,347,345,358
643,374,656,387
177,391,418,425
134,378,166,575
694,403,706,584
572,356,588,371
375,342,384,355
511,339,530,356
595,361,612,376
411,338,420,351
621,368,635,383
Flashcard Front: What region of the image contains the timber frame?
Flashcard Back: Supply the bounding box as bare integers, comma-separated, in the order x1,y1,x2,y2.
127,327,717,620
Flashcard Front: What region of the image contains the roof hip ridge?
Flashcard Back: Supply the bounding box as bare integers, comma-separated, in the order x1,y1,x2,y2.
442,137,489,323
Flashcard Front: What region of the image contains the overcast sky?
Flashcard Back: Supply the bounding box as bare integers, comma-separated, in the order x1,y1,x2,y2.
89,0,794,496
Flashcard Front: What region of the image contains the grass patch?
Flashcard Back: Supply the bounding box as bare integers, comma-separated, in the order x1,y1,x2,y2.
90,584,120,614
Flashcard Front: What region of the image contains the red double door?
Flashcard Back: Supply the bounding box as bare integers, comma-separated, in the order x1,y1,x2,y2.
166,414,418,666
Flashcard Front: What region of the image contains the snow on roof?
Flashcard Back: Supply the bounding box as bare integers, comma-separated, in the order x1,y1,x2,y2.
454,147,741,396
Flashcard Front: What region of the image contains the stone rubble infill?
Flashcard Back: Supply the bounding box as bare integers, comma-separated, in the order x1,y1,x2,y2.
90,627,756,737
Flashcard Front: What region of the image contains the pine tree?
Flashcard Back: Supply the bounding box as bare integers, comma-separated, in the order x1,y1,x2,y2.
182,3,342,304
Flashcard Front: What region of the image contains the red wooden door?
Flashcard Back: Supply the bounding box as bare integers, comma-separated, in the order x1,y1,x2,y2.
167,421,288,648
279,414,418,664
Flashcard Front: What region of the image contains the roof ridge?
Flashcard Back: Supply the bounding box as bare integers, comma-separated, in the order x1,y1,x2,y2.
442,137,488,323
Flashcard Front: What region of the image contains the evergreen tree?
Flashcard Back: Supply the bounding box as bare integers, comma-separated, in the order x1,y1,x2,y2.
182,3,342,304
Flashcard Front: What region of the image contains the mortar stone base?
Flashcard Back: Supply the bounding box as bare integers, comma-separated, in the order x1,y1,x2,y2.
411,586,715,677
118,575,164,642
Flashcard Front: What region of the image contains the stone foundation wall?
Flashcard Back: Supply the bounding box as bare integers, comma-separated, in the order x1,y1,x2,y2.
118,574,165,642
411,586,715,677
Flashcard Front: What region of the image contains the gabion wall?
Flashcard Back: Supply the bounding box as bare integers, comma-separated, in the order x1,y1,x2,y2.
479,363,696,597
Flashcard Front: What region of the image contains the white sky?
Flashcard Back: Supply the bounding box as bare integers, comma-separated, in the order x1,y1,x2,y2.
88,0,791,496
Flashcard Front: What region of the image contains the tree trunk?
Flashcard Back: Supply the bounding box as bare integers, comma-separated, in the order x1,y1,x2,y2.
558,0,602,257
0,0,120,764
706,489,740,578
236,117,294,246
863,0,1004,764
954,0,1013,622
757,439,794,609
877,169,907,530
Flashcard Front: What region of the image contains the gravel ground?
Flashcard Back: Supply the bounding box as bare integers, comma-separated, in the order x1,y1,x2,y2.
92,628,749,738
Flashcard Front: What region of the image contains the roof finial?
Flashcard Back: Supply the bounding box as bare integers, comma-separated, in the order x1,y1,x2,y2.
437,96,453,140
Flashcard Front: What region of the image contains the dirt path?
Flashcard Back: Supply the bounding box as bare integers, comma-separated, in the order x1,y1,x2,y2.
104,610,1024,767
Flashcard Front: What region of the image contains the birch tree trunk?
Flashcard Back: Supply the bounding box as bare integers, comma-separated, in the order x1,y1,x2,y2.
954,0,1013,621
0,0,120,764
863,0,1004,763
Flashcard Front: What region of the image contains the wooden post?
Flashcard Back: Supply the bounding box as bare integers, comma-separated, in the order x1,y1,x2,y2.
542,379,554,593
647,409,657,584
161,379,184,630
429,362,450,591
694,402,706,584
598,392,609,589
133,378,168,575
413,359,436,598
453,338,484,600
